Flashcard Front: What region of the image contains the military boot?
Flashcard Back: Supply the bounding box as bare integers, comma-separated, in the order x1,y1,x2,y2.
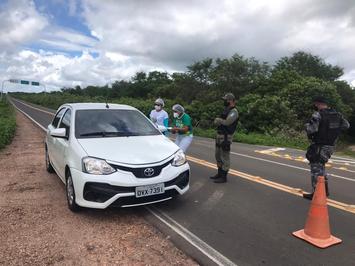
210,168,222,180
325,180,330,197
214,169,227,183
302,192,314,200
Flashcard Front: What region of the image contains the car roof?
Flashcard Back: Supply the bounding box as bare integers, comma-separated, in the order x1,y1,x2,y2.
59,103,137,111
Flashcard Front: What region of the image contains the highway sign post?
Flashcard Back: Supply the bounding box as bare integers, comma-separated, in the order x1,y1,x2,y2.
1,79,46,100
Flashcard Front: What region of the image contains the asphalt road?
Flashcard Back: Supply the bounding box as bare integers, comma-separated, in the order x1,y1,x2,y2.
10,98,355,266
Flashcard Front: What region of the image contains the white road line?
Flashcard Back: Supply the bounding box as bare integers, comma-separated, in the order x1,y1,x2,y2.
12,99,237,266
147,207,237,266
12,98,55,115
10,99,47,131
193,141,355,183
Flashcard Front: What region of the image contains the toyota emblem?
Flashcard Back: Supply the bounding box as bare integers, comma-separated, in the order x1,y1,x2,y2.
144,168,154,177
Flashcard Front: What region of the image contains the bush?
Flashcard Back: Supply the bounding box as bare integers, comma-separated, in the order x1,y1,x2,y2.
0,99,16,150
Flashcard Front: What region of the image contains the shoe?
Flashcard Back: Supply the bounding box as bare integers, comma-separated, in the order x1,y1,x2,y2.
214,170,227,183
210,168,221,180
325,181,330,197
303,193,314,200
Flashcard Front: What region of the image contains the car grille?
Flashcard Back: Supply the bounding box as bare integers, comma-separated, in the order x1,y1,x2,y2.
109,159,173,178
83,170,189,204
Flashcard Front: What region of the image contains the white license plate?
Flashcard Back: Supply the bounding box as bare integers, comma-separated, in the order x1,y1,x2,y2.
135,183,165,198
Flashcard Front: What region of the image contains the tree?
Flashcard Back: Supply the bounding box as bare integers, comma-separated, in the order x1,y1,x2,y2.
274,51,343,81
280,77,351,128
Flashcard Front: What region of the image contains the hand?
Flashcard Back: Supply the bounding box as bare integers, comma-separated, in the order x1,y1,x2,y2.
214,118,222,125
170,127,178,134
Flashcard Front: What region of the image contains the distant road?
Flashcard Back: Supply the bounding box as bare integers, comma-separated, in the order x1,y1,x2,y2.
11,98,355,266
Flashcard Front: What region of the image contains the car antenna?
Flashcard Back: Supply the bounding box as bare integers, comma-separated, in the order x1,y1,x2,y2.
105,99,109,109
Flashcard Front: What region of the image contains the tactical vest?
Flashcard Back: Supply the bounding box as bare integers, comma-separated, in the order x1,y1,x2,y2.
217,107,238,135
313,108,343,145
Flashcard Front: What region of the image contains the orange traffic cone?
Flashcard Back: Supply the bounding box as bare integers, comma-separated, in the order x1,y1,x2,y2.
293,176,342,248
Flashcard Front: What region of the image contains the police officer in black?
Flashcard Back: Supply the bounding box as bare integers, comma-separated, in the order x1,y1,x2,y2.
210,93,239,183
303,96,350,200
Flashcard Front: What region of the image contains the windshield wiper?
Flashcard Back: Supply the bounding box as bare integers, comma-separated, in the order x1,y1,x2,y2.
80,131,127,137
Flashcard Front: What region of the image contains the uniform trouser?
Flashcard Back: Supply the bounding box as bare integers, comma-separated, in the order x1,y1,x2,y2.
215,134,233,171
175,135,193,153
307,145,333,193
310,162,328,192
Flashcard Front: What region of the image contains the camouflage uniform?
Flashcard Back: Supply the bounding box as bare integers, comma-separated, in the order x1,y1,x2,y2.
211,93,239,183
215,112,238,171
305,110,350,194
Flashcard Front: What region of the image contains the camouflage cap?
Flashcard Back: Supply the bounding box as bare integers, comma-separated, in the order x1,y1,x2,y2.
222,93,235,101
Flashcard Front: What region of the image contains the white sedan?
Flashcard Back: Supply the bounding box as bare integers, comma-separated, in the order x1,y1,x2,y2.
45,103,190,211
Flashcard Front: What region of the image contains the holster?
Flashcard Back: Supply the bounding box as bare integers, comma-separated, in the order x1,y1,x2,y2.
306,144,331,164
221,134,231,151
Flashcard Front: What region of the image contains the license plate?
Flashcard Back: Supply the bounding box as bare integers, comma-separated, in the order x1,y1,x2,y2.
135,183,165,198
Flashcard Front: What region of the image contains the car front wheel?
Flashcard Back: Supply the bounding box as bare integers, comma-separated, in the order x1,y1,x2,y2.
66,171,81,212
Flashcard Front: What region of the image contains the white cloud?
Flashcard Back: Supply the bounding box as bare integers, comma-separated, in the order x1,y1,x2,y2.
1,0,355,91
0,0,47,50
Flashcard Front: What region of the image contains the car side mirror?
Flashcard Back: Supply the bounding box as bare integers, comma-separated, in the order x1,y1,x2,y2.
50,128,67,139
156,125,167,133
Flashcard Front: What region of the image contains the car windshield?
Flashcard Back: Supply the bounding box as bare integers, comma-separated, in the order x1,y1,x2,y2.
75,109,160,138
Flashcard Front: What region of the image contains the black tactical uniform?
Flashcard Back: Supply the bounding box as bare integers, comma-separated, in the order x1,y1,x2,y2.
304,97,350,199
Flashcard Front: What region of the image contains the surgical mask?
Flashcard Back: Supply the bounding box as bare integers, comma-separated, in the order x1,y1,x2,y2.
173,112,179,118
224,100,229,107
154,105,162,111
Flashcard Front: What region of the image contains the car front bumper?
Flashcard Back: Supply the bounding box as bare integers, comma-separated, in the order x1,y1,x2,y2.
70,162,190,209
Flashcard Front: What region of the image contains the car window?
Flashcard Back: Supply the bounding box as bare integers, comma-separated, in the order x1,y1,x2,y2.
52,108,66,128
75,109,160,138
59,109,71,138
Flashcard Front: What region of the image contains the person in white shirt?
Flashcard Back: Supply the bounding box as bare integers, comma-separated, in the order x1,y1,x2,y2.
150,98,169,134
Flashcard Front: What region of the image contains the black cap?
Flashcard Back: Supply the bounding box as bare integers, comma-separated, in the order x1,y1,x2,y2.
312,96,328,104
222,93,235,101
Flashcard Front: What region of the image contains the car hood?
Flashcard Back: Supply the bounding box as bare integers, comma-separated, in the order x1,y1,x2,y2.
77,135,179,165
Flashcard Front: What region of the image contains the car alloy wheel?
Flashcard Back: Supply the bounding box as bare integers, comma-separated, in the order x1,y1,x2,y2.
66,172,80,212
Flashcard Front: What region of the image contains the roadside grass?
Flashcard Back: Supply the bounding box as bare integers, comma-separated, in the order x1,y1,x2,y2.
0,98,16,150
193,128,309,150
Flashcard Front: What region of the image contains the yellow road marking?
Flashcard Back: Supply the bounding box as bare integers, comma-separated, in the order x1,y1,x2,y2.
187,155,355,215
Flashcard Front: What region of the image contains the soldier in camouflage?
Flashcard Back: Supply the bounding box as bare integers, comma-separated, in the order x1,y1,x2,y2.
303,96,350,200
210,93,239,183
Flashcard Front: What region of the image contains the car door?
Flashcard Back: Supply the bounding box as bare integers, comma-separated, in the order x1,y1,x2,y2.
47,107,66,172
54,108,72,179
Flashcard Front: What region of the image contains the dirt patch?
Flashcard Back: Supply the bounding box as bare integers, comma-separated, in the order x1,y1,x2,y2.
0,112,197,266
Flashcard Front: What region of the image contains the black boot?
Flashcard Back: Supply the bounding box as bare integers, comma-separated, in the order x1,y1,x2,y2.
325,181,330,197
303,192,314,200
210,168,222,180
214,169,227,183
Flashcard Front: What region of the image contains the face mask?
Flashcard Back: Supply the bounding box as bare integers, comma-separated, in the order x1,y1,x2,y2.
313,105,318,111
173,112,179,118
224,100,229,106
154,105,161,111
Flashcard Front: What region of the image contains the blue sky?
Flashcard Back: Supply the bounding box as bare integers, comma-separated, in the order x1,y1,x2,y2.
1,0,355,92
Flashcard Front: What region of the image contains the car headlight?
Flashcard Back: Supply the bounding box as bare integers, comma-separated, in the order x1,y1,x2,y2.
172,150,186,167
82,157,116,175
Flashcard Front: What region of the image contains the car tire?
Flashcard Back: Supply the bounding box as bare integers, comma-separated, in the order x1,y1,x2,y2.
45,146,55,173
66,171,81,212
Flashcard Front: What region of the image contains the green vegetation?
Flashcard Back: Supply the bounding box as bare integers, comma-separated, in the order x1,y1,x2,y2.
11,51,355,150
0,98,16,150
